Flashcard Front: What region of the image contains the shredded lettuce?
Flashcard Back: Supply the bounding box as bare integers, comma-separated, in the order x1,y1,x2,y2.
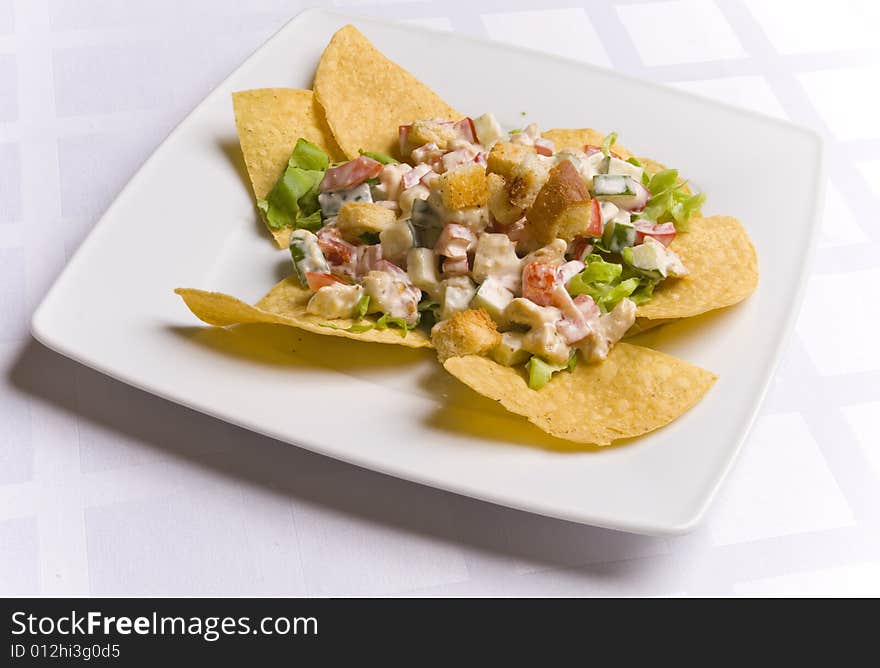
355,294,370,319
293,139,330,171
257,139,328,231
637,168,705,229
647,169,679,196
575,254,623,285
670,191,706,230
527,352,578,390
527,357,556,390
567,254,651,311
629,279,657,305
320,310,416,337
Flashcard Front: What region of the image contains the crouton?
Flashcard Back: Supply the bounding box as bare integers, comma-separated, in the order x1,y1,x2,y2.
524,160,594,244
406,119,459,152
486,142,536,180
487,173,524,225
336,202,396,243
439,163,489,210
431,308,501,362
507,152,551,209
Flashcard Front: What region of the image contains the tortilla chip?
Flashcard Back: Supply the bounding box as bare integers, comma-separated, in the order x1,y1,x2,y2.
625,318,673,338
636,215,758,320
313,24,460,159
175,277,431,348
443,343,716,445
232,88,345,248
541,128,634,160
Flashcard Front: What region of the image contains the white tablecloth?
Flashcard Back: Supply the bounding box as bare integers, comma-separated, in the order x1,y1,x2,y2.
2,0,879,596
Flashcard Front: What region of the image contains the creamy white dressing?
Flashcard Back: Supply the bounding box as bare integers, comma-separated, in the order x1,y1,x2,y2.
299,114,689,368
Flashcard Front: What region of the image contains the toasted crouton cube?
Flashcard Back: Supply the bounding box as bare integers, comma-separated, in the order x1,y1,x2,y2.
431,308,501,362
336,202,396,243
486,142,536,180
507,153,552,209
524,160,593,244
487,173,524,225
406,119,459,152
439,163,489,210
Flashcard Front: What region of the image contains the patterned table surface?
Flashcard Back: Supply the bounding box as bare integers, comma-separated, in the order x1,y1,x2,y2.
1,0,879,597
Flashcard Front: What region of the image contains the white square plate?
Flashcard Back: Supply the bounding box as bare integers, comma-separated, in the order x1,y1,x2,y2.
31,9,823,535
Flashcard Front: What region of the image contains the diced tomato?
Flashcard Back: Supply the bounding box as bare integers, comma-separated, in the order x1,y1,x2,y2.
376,258,409,277
493,217,527,243
573,294,600,320
402,163,434,190
534,138,555,156
356,245,383,276
567,236,593,262
398,124,411,156
557,260,585,286
442,256,470,277
555,290,601,344
435,223,476,258
522,262,558,307
317,228,356,266
454,117,477,144
552,286,594,344
583,144,622,159
320,156,383,192
442,148,476,172
634,221,677,247
585,198,603,237
305,272,344,291
410,142,443,170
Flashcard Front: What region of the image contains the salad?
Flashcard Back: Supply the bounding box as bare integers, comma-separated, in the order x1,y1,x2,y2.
264,116,703,388
176,24,757,445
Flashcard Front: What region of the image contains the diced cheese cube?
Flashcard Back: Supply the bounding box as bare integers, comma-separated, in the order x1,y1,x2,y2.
472,277,514,323
380,220,414,263
504,298,562,329
439,276,477,320
491,331,530,366
472,233,522,293
473,113,505,147
306,283,363,319
406,247,441,296
607,156,644,182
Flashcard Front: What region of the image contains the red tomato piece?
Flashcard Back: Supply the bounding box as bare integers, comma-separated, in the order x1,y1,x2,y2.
305,272,344,291
634,221,677,247
320,156,383,192
522,262,558,307
585,198,603,237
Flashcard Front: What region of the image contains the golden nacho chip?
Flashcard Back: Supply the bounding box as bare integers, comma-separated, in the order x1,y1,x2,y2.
636,215,758,320
175,277,431,349
624,318,674,338
313,24,460,159
541,128,634,160
232,88,344,248
443,343,716,445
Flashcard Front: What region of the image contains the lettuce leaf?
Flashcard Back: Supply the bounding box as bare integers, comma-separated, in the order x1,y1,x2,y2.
568,254,653,311
258,139,329,231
